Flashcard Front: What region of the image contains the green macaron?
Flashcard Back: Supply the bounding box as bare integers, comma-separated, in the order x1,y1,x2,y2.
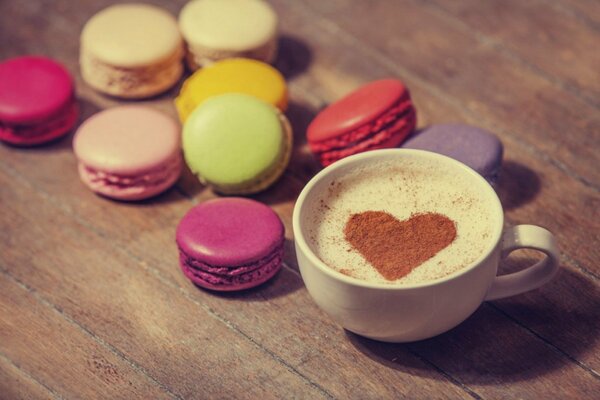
182,93,293,194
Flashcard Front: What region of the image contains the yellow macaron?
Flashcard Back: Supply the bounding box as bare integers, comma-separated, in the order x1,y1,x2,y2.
175,58,287,122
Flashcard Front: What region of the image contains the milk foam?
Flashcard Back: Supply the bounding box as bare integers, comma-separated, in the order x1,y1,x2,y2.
305,157,498,285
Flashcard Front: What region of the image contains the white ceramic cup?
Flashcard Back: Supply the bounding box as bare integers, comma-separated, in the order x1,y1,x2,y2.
293,149,559,342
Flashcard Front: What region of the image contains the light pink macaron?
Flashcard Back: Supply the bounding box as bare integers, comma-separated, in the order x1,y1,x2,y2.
73,106,182,201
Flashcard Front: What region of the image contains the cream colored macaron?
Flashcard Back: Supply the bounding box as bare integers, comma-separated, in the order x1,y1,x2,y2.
80,3,184,98
179,0,278,70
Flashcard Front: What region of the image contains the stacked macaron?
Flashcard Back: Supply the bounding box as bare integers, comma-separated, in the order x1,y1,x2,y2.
0,56,78,146
80,3,184,99
73,106,182,201
176,58,292,194
307,79,416,166
176,198,285,291
179,0,278,70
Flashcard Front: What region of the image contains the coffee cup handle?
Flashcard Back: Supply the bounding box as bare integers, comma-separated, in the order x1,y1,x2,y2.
484,225,559,301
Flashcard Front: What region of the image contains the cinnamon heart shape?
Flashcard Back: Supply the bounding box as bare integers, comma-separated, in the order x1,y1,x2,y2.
344,211,457,280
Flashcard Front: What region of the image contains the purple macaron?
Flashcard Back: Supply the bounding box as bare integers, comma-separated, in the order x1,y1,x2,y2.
176,198,284,291
401,123,503,185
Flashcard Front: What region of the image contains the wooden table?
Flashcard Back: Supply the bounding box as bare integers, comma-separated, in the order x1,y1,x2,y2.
1,0,599,398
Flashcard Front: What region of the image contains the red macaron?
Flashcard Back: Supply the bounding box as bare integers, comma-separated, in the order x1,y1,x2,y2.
0,56,78,146
307,79,416,166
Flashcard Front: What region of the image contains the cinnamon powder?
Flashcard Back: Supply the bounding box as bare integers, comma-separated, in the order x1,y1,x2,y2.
344,211,457,280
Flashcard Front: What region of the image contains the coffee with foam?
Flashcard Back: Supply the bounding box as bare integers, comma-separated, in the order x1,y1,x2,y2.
305,155,498,285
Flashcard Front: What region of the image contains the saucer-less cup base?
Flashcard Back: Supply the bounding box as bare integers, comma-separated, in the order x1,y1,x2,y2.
293,149,559,342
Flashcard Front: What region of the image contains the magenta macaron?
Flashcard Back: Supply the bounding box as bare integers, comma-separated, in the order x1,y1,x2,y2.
307,79,416,166
176,198,285,291
73,105,182,201
0,56,78,146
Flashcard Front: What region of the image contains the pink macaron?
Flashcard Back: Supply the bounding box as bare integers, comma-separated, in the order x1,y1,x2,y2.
176,198,285,291
0,56,78,146
73,106,182,201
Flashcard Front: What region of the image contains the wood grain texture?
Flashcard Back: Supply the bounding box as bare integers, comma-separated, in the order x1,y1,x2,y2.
0,354,56,400
424,0,600,107
1,0,599,399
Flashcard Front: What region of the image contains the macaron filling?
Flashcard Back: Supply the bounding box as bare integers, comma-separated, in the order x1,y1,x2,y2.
178,240,283,288
78,154,182,195
0,101,78,145
310,96,416,166
80,46,184,97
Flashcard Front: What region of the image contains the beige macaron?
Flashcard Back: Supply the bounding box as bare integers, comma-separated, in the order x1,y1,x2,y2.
80,3,184,99
179,0,278,70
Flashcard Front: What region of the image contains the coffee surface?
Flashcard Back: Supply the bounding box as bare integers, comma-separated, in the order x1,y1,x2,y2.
305,156,497,285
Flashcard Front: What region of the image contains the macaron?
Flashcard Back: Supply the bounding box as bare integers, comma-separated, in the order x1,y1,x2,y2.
80,3,184,99
73,106,182,201
175,58,287,123
176,198,285,291
307,79,416,166
182,93,292,195
0,56,78,146
179,0,278,70
401,124,504,185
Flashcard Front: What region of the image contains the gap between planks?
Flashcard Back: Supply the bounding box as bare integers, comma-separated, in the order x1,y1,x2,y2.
0,350,64,400
488,302,600,380
0,268,183,400
543,0,600,31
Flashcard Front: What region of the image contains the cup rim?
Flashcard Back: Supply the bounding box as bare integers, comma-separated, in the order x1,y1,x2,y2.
292,148,505,290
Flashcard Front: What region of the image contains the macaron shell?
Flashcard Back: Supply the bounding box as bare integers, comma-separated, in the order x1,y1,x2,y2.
181,250,282,291
81,4,182,67
179,0,277,51
402,124,503,182
77,155,182,201
182,94,288,192
175,58,287,122
74,106,181,174
176,198,285,266
0,56,74,124
307,79,409,142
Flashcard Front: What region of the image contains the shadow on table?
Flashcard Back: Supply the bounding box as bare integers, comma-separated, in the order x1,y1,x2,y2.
497,160,541,210
204,266,304,302
345,266,597,383
274,34,313,80
252,101,321,207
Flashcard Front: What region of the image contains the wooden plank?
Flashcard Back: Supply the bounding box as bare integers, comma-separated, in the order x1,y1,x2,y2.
492,252,600,372
0,354,57,400
0,173,335,400
281,0,600,188
268,0,600,274
407,304,600,399
0,149,475,399
0,275,176,400
424,0,600,106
